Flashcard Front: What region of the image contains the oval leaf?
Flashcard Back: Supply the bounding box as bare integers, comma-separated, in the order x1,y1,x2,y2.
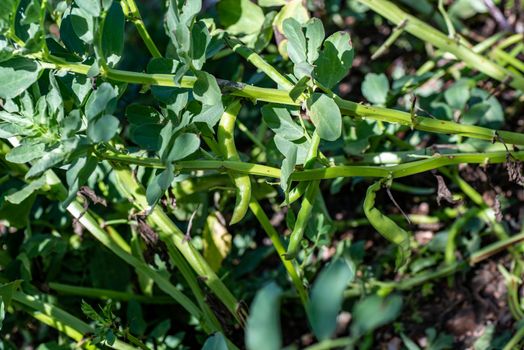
361,73,390,105
0,58,42,99
307,258,355,341
246,282,283,350
262,104,304,141
87,114,119,143
202,332,228,350
165,133,200,162
306,93,342,141
350,294,403,336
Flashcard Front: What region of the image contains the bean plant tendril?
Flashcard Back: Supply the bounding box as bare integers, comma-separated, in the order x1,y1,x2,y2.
1,0,524,349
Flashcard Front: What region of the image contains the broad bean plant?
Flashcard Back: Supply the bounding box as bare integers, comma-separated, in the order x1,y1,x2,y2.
1,0,524,349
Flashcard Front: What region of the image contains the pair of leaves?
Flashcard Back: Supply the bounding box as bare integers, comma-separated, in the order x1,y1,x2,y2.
283,17,354,89
283,17,324,79
85,83,120,143
262,104,308,194
165,0,210,71
146,123,201,206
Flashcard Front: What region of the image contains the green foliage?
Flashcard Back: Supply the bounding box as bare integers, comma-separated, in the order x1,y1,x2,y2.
1,0,523,349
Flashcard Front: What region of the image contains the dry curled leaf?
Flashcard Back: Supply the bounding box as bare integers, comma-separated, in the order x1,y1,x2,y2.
506,154,524,186
78,186,107,207
136,217,159,246
435,175,456,206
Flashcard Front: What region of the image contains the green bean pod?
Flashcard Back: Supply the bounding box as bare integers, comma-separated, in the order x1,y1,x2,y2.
284,133,322,259
218,100,252,225
283,133,321,206
284,180,319,260
363,181,411,267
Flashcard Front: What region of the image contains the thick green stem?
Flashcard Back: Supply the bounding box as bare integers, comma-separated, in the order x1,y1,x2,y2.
98,150,524,181
34,55,524,146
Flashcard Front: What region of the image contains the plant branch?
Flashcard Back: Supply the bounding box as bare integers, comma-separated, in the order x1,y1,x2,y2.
33,54,524,146
97,149,524,181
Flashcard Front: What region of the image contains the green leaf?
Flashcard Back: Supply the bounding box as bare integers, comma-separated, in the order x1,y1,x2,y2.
262,105,304,141
350,294,403,336
202,332,228,350
0,123,31,138
273,0,309,35
0,58,42,99
85,83,118,120
5,175,47,204
190,21,211,70
306,93,342,141
127,300,147,336
126,104,162,125
146,165,175,206
288,75,310,102
6,142,45,164
130,124,163,151
0,110,32,127
361,73,390,105
462,103,490,125
259,0,286,6
147,58,187,103
75,0,101,17
313,31,354,89
283,18,307,65
60,110,83,138
0,280,21,307
274,136,310,165
307,259,355,340
305,18,324,64
87,114,119,142
218,0,265,47
70,7,96,44
60,12,87,55
278,137,297,198
444,79,471,110
193,71,224,127
467,88,504,128
246,282,283,350
162,132,200,162
26,148,66,179
194,71,222,106
64,156,98,207
102,2,125,67
0,0,20,33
